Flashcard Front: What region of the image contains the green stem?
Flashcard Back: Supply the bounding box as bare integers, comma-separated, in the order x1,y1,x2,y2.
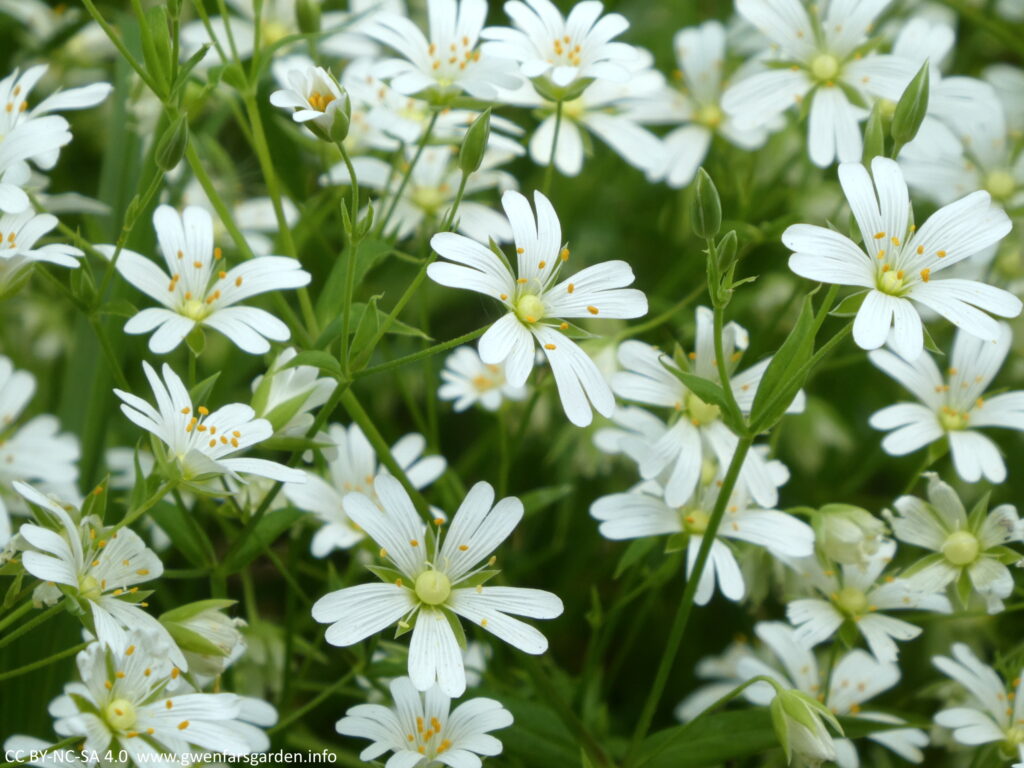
354,326,487,380
243,92,319,337
627,435,754,763
0,641,89,682
0,601,33,635
542,100,564,197
116,481,175,531
523,656,614,768
81,0,161,94
269,666,361,734
336,140,361,373
441,171,469,231
185,142,312,348
378,111,439,237
712,302,744,425
0,603,64,650
339,388,431,516
614,282,706,341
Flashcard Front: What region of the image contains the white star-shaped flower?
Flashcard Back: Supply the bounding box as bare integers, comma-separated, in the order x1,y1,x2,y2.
427,189,647,427
784,157,1020,360
312,475,563,697
102,205,311,355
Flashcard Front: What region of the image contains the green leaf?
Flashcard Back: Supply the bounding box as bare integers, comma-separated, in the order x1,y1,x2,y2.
614,537,656,579
314,237,392,327
749,296,815,432
284,350,344,379
636,708,779,767
149,501,211,568
188,371,221,406
829,290,868,318
221,508,305,573
520,484,574,518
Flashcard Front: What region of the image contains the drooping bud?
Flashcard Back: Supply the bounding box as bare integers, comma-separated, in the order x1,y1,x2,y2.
691,167,722,240
813,504,887,565
459,108,492,175
161,599,245,676
770,688,842,767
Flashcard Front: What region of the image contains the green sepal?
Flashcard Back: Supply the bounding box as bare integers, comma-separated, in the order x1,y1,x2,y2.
967,491,991,530
664,532,689,554
955,568,973,609
456,569,500,588
164,622,229,657
442,607,468,649
900,551,945,579
188,371,221,407
185,325,206,357
829,290,868,318
282,350,344,379
366,565,406,585
614,537,656,579
394,610,418,639
160,599,236,623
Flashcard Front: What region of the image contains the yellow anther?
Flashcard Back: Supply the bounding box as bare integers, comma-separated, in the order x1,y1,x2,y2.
587,305,599,315
920,268,930,282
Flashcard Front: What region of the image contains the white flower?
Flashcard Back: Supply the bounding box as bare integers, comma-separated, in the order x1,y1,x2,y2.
481,0,634,93
0,209,83,292
643,21,769,187
50,631,269,759
732,622,927,767
783,157,1019,360
250,347,336,438
885,473,1023,613
0,64,111,169
365,0,521,101
114,361,306,491
284,423,446,558
102,205,311,355
269,65,348,137
503,45,665,178
591,478,813,604
0,355,79,546
161,600,247,678
14,481,186,669
427,189,648,427
439,345,528,412
786,539,951,663
0,115,71,214
723,0,918,167
869,323,1024,483
343,146,518,242
610,307,803,507
934,643,1024,764
312,476,563,696
337,676,512,766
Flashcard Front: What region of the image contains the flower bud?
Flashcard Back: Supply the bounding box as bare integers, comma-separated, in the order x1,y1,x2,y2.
813,504,887,565
691,167,721,240
162,599,245,676
156,113,190,172
329,92,352,143
891,62,930,149
459,108,491,175
770,689,841,767
296,0,321,34
251,347,336,436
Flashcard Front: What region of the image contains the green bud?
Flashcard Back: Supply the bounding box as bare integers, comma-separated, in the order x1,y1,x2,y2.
862,100,885,162
329,92,352,143
296,0,321,34
156,113,190,172
891,62,930,150
691,167,722,240
773,689,841,766
459,108,492,175
716,229,738,272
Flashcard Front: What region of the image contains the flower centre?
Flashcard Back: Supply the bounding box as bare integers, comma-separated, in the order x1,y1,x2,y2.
79,574,102,601
985,169,1016,201
878,268,906,296
833,585,869,617
307,91,336,112
515,293,545,324
181,298,210,321
938,406,969,431
1003,725,1024,754
810,53,840,82
472,374,496,391
261,19,290,46
415,570,452,605
686,391,721,426
942,530,980,566
410,185,447,215
561,97,585,121
104,698,137,731
695,103,723,128
681,507,710,535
